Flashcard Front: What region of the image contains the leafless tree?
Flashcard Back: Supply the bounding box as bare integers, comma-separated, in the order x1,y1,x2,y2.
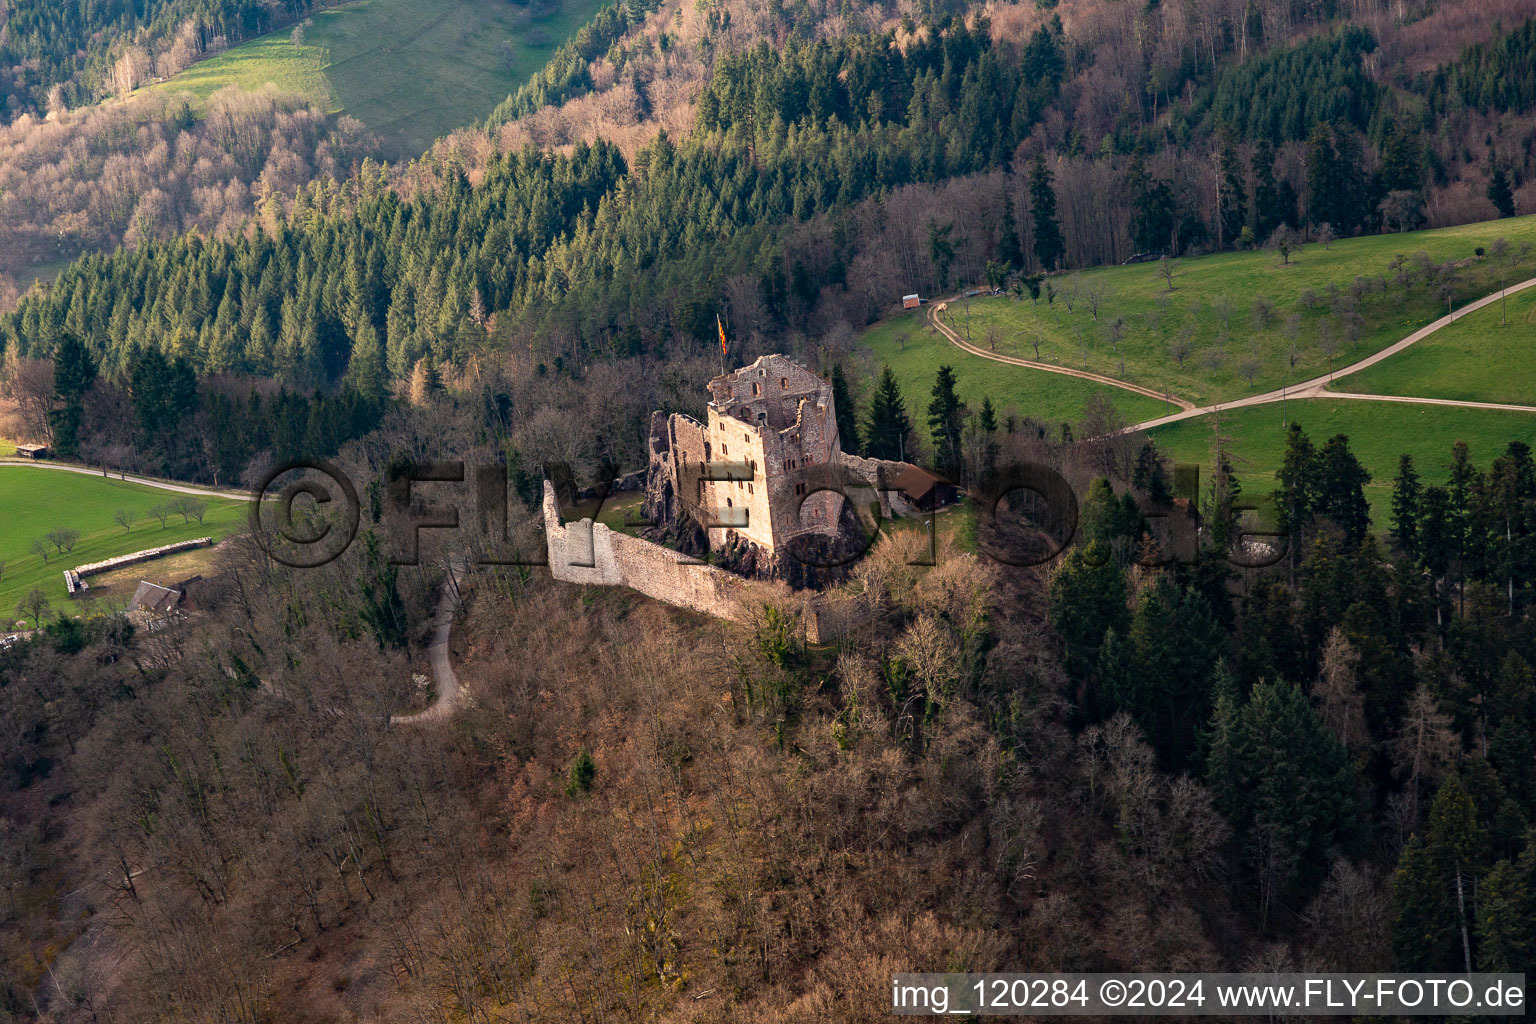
1168,329,1193,368
1082,279,1109,321
114,508,135,532
1317,318,1340,364
1251,295,1275,328
1158,256,1178,291
1213,295,1233,332
1268,224,1300,265
46,527,81,553
16,587,49,625
1106,317,1125,351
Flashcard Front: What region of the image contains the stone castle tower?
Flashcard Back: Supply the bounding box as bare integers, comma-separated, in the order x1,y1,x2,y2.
645,354,848,565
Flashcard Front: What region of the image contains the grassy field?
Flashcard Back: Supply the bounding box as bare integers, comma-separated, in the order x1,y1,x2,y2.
0,468,244,622
945,215,1536,408
152,29,333,108
152,0,607,160
851,309,1173,444
1335,282,1536,404
1148,399,1536,527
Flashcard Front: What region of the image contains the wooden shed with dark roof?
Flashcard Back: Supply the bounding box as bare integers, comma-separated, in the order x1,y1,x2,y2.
891,465,960,512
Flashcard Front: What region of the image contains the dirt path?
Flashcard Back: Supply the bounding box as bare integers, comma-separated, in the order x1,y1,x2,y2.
0,460,251,500
928,301,1197,411
390,557,465,725
1122,274,1536,432
1311,391,1536,414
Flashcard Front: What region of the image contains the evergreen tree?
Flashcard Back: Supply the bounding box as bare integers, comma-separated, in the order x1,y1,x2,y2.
1047,542,1128,685
997,191,1025,272
928,221,958,291
1488,654,1536,816
1206,452,1242,552
1028,155,1065,271
926,365,966,478
977,395,997,433
1126,153,1175,254
49,333,97,458
1132,441,1172,506
345,321,386,403
1250,139,1284,241
1316,434,1372,546
1476,853,1534,971
830,363,862,455
1487,166,1516,218
1392,454,1423,560
1274,422,1319,567
1393,774,1488,972
1378,122,1425,194
1116,575,1227,769
1207,678,1359,925
1305,121,1367,233
1216,139,1247,249
864,365,912,461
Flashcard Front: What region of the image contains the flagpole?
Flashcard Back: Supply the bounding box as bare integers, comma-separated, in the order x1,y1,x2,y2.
717,313,728,376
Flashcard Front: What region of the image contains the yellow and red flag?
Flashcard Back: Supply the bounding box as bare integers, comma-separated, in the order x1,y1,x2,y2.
717,314,728,357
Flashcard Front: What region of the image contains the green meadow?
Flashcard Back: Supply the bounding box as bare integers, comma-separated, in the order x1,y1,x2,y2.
0,468,244,622
851,309,1171,448
153,0,608,160
1335,282,1536,405
1148,399,1536,527
945,214,1536,408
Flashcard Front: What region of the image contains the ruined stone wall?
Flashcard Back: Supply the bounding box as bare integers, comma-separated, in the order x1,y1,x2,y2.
543,481,864,640
545,481,787,624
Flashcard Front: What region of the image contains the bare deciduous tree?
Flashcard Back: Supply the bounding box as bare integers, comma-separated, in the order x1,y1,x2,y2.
1168,329,1193,368
46,527,81,553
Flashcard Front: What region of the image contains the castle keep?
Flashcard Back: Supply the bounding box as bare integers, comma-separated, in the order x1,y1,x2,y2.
645,354,849,563
542,354,912,637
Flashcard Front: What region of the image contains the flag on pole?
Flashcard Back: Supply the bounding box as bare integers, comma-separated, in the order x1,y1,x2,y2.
717,314,728,357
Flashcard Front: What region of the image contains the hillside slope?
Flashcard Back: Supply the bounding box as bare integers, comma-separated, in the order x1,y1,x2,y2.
151,0,612,160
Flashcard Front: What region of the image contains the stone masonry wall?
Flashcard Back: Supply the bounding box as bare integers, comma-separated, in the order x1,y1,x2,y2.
543,481,858,641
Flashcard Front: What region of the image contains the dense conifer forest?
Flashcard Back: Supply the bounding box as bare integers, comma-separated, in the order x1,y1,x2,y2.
2,0,1536,1019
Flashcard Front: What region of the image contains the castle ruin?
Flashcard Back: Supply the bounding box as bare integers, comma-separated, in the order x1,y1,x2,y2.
645,354,869,581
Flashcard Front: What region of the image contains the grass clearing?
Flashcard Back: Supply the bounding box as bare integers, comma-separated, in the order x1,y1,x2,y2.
1335,283,1536,405
151,0,609,160
1148,399,1536,527
851,309,1172,445
151,31,333,108
0,468,244,621
949,215,1536,408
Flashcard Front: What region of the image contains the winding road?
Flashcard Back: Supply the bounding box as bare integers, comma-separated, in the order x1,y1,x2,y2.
1122,274,1536,432
928,276,1536,434
928,300,1197,411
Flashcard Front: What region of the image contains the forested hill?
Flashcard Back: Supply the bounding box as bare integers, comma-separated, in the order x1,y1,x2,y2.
0,0,332,118
6,0,1536,472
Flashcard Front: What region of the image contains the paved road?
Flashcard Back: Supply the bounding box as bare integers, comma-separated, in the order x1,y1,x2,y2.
390,557,465,725
929,300,1197,411
0,459,251,499
1122,274,1536,432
